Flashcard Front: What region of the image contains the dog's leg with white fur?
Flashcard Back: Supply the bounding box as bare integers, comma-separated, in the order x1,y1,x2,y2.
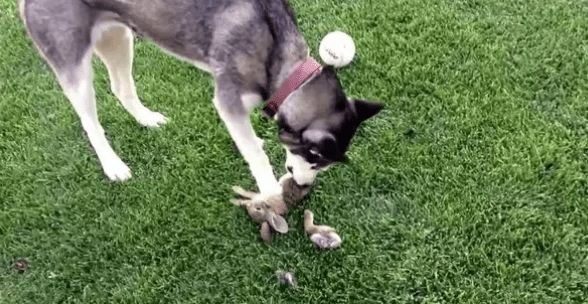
213,78,281,196
93,24,168,128
56,53,132,182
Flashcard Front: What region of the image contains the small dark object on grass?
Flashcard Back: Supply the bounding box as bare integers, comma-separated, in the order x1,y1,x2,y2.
404,129,416,138
14,259,28,273
276,270,297,288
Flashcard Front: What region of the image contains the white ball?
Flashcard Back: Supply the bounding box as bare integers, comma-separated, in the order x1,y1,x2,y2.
319,31,356,67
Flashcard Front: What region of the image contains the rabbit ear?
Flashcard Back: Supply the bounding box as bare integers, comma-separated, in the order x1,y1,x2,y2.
232,186,258,199
230,199,249,206
268,212,289,234
231,199,251,207
260,222,273,242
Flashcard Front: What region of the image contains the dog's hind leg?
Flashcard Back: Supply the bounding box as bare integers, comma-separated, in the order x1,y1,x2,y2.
24,1,131,181
58,52,132,181
93,24,168,127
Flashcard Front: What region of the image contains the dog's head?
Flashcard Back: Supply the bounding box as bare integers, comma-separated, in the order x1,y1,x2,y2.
277,66,383,186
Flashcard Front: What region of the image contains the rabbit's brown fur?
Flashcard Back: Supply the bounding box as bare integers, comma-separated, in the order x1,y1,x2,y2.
231,177,310,242
232,178,341,249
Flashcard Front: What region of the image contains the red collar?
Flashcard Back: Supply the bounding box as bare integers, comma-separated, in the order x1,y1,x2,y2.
263,57,323,118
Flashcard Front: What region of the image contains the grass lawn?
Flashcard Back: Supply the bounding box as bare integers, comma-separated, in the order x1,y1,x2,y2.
2,0,588,302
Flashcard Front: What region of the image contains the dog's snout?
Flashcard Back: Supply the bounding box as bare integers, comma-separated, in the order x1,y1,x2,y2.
287,166,293,174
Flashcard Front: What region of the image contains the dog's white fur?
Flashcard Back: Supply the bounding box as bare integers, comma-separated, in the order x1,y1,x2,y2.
285,150,318,186
214,93,281,194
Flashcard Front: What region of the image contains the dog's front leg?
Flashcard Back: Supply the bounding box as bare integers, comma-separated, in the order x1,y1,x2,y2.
213,82,281,196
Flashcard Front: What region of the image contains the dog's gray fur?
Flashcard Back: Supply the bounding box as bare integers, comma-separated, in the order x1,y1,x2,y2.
19,0,382,194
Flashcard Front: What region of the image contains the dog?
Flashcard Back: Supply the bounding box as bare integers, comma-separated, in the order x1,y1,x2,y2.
18,0,383,196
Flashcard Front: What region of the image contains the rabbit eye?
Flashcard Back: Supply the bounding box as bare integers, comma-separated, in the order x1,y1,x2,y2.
255,207,262,211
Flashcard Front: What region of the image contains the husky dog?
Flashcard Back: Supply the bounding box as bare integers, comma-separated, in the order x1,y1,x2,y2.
18,0,383,196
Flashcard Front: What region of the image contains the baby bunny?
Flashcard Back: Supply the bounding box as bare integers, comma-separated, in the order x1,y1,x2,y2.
231,177,311,242
304,210,342,249
231,187,288,242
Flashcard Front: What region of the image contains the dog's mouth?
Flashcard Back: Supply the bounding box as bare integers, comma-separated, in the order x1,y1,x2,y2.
290,173,316,189
283,176,312,195
296,182,311,189
290,178,313,192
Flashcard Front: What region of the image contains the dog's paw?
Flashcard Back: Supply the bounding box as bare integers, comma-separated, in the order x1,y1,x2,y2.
255,184,282,202
136,109,168,128
254,191,280,202
103,157,132,182
256,175,282,197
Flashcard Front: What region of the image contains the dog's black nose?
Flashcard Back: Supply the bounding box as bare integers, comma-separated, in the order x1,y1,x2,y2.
287,166,293,174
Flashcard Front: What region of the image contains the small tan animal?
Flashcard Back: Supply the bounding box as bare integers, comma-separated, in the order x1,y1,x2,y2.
231,177,311,242
304,210,342,249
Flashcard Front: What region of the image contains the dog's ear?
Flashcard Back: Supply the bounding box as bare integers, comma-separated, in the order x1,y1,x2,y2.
352,100,384,123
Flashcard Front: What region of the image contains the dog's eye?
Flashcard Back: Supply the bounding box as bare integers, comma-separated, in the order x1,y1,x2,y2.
309,149,323,158
306,151,321,163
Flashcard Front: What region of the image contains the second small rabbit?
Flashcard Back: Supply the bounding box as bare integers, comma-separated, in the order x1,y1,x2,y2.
304,210,342,249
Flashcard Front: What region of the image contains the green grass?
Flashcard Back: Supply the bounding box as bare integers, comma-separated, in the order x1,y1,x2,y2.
2,0,588,302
